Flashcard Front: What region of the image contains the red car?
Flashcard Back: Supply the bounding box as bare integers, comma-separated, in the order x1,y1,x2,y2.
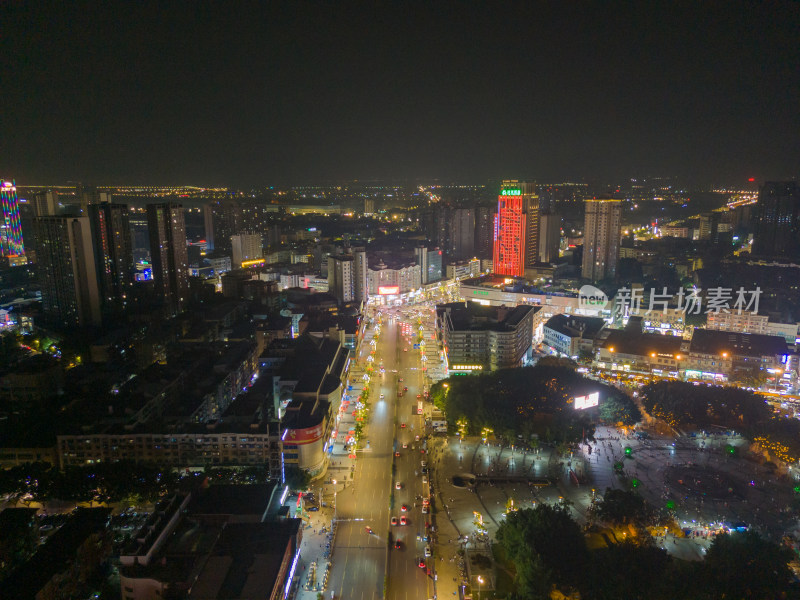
418,558,426,569
400,423,406,428
401,504,408,512
400,516,408,525
394,540,402,549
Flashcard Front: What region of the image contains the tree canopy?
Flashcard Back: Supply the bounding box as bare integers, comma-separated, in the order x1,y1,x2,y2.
430,365,640,444
641,381,800,462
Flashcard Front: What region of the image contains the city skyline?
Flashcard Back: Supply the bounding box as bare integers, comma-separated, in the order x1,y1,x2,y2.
1,3,798,186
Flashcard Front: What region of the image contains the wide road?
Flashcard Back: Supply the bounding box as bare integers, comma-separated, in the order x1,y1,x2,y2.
385,309,432,600
328,309,422,600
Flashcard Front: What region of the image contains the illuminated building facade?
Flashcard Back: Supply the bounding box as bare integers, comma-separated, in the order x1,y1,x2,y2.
492,181,538,277
88,202,133,315
147,203,189,314
752,181,800,260
34,216,101,327
0,180,24,258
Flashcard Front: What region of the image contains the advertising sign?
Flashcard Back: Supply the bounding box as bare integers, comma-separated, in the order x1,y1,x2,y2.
378,286,400,295
574,392,600,410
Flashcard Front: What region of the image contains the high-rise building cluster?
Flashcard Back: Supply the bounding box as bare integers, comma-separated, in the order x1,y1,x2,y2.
24,186,190,326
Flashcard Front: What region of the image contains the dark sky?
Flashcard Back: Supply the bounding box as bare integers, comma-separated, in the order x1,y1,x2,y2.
1,1,798,187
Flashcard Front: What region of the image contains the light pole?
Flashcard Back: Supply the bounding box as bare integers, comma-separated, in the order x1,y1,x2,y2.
477,575,484,600
332,479,337,521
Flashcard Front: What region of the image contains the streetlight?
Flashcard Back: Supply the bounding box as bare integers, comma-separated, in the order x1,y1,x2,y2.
477,575,484,600
332,479,337,521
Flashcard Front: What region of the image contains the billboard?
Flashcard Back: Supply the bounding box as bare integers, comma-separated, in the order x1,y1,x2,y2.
378,285,400,295
574,392,599,410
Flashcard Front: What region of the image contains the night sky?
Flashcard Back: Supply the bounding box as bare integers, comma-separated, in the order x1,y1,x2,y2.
2,2,798,186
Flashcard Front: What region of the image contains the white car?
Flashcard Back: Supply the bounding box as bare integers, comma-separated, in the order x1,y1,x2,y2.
424,546,432,557
395,482,402,490
380,394,385,399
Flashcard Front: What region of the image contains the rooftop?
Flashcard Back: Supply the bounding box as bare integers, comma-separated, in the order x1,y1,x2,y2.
0,508,111,600
601,330,684,357
689,329,789,357
437,302,536,332
544,314,606,338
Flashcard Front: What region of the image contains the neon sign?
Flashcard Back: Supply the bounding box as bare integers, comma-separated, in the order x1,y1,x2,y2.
501,189,521,196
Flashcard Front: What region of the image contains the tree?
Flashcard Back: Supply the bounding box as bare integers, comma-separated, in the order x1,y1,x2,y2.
595,488,652,526
585,541,672,600
699,531,795,599
599,395,641,426
497,504,588,593
284,466,312,492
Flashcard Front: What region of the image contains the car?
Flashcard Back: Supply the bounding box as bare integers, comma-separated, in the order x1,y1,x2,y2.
417,394,422,398
308,506,319,512
415,435,420,441
380,394,385,399
401,504,408,512
421,460,427,467
395,482,402,490
404,348,408,352
391,517,398,525
420,448,426,454
403,386,408,391
394,540,402,549
365,526,373,534
421,505,428,514
418,558,426,569
400,516,408,525
395,451,400,457
402,442,408,448
424,546,432,557
399,378,403,382
400,423,406,428
422,476,428,484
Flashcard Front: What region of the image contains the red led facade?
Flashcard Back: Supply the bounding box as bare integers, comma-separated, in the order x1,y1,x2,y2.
492,196,526,276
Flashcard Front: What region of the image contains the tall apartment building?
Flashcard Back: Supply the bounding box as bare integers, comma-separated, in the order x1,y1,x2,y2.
538,211,561,263
34,216,101,327
416,246,444,284
752,181,800,260
451,208,475,260
364,198,375,215
474,205,497,259
147,203,189,314
0,180,24,258
328,254,355,303
203,199,242,253
231,233,263,267
353,247,368,303
492,180,538,277
88,203,133,315
581,197,622,282
32,189,59,217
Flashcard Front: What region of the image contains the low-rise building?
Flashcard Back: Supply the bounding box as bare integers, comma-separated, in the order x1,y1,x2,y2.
596,330,686,374
1,508,111,600
685,328,790,382
119,489,301,600
436,302,536,372
57,422,283,480
542,314,606,358
446,258,481,280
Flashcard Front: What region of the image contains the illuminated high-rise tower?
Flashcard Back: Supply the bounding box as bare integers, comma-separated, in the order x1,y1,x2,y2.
0,180,25,258
492,180,538,277
147,203,189,314
88,202,134,315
